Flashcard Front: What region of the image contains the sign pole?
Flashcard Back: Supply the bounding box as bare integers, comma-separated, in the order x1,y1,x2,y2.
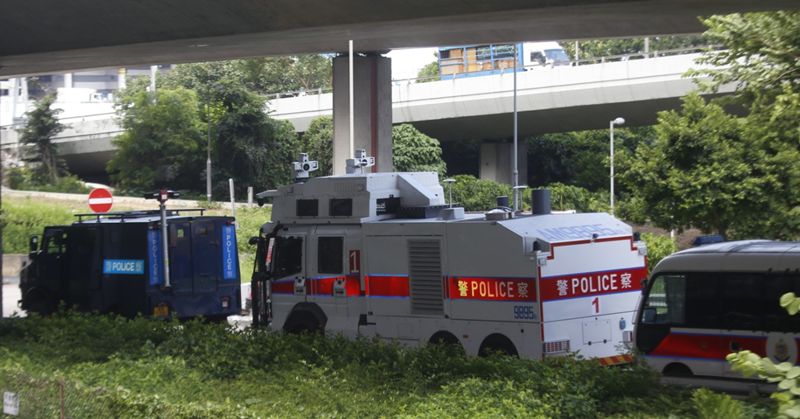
159,189,171,288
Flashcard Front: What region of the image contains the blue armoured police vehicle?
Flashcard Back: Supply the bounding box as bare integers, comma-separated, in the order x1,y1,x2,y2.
20,198,241,320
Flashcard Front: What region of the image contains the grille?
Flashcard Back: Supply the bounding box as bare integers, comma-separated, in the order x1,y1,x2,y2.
408,239,443,315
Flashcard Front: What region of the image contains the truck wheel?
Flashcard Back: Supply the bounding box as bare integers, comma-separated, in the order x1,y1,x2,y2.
284,311,323,334
663,363,693,377
429,331,465,354
24,290,52,316
478,333,518,357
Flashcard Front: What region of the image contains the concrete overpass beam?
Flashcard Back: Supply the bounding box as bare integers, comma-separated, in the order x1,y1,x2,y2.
479,141,528,186
332,53,392,175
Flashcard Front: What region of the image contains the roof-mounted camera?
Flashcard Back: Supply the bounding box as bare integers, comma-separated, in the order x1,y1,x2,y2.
346,149,375,174
292,153,318,183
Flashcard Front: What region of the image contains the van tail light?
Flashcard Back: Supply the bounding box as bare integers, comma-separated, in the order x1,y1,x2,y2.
543,339,570,355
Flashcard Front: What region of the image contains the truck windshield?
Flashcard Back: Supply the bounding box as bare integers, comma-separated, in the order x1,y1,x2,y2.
545,49,570,63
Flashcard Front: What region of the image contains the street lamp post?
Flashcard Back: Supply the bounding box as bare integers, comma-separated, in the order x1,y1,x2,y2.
609,117,625,215
206,121,212,203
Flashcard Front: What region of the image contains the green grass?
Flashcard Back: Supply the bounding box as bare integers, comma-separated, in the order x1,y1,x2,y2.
0,312,776,418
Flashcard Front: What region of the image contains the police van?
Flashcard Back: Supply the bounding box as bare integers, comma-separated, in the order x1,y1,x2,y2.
251,152,647,362
636,241,800,378
20,209,241,320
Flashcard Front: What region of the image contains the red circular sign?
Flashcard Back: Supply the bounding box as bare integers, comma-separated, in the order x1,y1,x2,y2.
88,188,113,213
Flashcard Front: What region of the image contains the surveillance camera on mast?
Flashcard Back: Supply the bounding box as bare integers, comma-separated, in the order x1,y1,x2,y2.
346,149,375,174
292,153,318,183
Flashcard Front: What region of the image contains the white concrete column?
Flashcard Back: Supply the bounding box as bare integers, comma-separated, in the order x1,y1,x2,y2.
117,68,127,90
332,53,392,175
479,142,527,185
9,78,18,122
64,72,74,88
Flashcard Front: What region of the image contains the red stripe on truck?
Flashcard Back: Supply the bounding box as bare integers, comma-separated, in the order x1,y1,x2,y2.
365,275,410,297
448,276,537,302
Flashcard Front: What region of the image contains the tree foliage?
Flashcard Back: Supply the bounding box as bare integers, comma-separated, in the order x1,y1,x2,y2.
416,61,440,83
17,94,66,184
210,87,299,196
108,88,206,192
301,116,334,176
619,12,800,239
623,93,765,237
392,124,447,176
563,34,706,61
526,127,650,193
162,56,331,97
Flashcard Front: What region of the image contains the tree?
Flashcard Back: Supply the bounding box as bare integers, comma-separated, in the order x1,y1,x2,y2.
208,87,299,196
162,56,332,97
392,124,446,176
17,95,66,184
416,61,440,83
301,116,334,176
526,127,650,192
622,93,767,237
108,88,206,192
689,11,800,239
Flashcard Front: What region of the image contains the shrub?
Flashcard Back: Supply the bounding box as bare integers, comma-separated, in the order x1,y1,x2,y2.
642,232,678,272
447,175,512,211
1,199,75,253
6,166,89,194
547,182,609,213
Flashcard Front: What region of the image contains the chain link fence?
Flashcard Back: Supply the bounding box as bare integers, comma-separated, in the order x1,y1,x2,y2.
1,368,110,418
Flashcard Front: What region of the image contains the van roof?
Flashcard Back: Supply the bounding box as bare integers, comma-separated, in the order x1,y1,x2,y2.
652,240,800,274
676,240,800,255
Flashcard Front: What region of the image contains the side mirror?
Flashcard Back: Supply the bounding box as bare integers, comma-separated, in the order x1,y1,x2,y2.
642,307,657,323
29,235,39,253
248,237,260,246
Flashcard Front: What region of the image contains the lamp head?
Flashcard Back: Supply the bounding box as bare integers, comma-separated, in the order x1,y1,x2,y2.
612,117,625,125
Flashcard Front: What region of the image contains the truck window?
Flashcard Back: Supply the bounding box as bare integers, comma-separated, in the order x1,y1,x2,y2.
720,273,762,330
318,237,343,274
44,230,68,255
272,237,303,277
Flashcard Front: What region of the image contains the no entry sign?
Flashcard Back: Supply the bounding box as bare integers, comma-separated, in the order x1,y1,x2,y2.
88,188,113,213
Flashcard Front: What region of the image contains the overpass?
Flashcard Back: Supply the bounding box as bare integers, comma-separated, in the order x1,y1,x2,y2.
269,51,731,141
0,0,795,77
1,51,731,179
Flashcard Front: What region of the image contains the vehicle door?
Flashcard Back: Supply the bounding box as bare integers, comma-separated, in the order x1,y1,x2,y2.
305,226,360,331
269,227,310,325
169,220,194,294
190,219,220,293
38,227,69,295
65,227,102,310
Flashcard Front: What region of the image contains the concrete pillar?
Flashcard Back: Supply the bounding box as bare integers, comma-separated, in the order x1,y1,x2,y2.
64,72,74,88
479,142,528,185
332,53,392,175
117,68,127,90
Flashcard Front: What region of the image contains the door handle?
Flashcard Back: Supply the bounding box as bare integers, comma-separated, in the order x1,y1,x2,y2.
729,341,741,352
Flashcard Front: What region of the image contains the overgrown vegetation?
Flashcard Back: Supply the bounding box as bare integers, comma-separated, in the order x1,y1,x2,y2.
2,199,76,253
6,167,89,194
728,292,800,418
0,312,776,418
